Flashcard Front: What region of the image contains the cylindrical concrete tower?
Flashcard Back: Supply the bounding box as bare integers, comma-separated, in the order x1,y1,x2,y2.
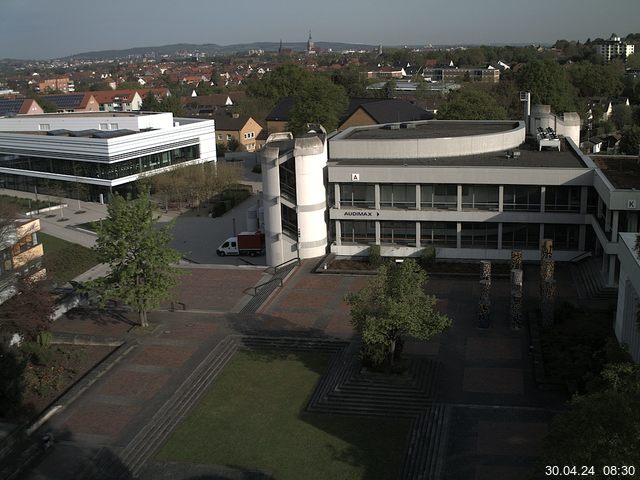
261,144,285,266
294,136,328,259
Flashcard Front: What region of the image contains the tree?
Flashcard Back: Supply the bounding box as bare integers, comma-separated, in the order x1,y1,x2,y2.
90,192,181,327
611,104,633,130
246,63,311,103
620,125,640,155
538,363,640,478
567,62,623,99
382,79,397,99
516,59,577,113
344,260,451,369
140,92,160,111
287,75,348,134
438,87,508,120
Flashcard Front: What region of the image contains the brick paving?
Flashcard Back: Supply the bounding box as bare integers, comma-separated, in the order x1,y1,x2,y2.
16,260,582,479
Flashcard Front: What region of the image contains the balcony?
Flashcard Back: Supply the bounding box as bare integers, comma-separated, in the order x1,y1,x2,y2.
13,243,44,269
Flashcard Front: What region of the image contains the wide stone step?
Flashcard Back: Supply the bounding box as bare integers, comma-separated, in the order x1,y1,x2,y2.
400,404,449,480
308,403,421,418
120,336,240,474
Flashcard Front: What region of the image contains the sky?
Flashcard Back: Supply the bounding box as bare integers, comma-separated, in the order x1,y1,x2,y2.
1,0,639,60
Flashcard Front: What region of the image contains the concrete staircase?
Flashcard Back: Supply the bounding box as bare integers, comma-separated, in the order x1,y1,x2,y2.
240,261,298,314
400,405,450,480
571,258,617,302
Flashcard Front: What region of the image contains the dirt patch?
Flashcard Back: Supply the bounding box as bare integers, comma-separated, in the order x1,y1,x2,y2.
20,344,115,419
327,258,511,275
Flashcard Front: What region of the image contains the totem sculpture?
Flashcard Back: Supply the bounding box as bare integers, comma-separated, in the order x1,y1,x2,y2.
511,249,523,271
510,267,523,330
478,261,492,328
540,239,556,328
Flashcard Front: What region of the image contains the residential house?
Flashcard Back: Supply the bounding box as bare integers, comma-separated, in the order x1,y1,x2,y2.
214,113,262,152
338,98,433,131
90,90,144,112
0,98,44,116
40,93,100,113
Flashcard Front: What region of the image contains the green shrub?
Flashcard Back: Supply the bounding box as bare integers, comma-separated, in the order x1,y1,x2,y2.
418,245,436,270
36,331,53,348
22,341,52,366
368,245,382,268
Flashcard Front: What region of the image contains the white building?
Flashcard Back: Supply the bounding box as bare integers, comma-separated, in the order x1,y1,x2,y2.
0,112,216,202
597,34,635,63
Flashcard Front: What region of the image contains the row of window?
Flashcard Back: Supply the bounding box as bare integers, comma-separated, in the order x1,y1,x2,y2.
339,221,580,250
0,145,199,181
337,184,595,213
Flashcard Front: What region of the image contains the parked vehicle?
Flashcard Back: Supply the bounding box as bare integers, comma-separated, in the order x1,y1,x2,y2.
216,231,265,257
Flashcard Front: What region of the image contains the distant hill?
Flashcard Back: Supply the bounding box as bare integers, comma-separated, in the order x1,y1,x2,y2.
63,41,378,60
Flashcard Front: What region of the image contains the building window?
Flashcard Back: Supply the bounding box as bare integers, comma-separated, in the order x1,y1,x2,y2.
544,224,579,250
502,223,540,249
340,184,375,208
462,185,499,211
281,204,298,240
279,158,297,201
503,186,541,212
421,184,457,210
380,221,415,245
545,186,581,212
38,124,50,131
110,123,118,130
461,223,499,248
226,134,232,141
420,222,457,247
217,134,222,140
99,123,108,130
380,184,416,209
341,221,376,244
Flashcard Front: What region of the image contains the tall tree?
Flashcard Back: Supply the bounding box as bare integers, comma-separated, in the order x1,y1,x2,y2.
438,87,508,120
90,193,181,327
516,59,578,113
287,75,348,134
345,260,451,368
620,125,640,155
538,363,640,478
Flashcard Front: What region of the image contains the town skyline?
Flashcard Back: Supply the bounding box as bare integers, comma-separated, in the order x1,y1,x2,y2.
1,0,639,60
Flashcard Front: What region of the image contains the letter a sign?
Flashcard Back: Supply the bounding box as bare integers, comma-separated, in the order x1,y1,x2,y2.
351,173,360,181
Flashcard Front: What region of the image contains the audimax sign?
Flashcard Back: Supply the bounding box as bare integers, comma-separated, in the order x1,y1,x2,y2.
342,210,380,217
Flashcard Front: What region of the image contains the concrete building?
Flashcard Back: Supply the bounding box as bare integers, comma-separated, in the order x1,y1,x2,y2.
38,78,74,93
91,90,144,112
597,34,635,63
213,113,262,152
260,101,639,285
615,233,640,362
0,217,46,305
0,112,216,202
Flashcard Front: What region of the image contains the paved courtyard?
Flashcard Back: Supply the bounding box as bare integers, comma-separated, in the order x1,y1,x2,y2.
15,260,577,479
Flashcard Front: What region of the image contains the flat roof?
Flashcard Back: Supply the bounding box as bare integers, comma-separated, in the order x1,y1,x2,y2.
593,156,640,189
343,121,520,140
330,139,587,169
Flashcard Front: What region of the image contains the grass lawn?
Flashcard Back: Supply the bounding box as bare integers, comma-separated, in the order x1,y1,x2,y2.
0,194,52,213
76,220,101,232
39,232,99,285
156,350,410,480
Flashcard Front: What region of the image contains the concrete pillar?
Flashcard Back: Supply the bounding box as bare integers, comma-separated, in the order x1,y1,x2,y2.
456,222,462,249
579,224,586,251
580,186,588,214
497,223,503,249
612,211,619,240
498,185,504,212
628,212,638,232
602,253,608,274
335,220,341,246
416,222,421,248
375,221,380,244
597,197,603,219
540,186,546,213
608,255,617,287
605,208,611,232
334,184,341,209
415,184,421,211
457,185,462,212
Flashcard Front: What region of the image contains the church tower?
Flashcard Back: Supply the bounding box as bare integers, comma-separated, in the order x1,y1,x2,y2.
307,30,315,54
